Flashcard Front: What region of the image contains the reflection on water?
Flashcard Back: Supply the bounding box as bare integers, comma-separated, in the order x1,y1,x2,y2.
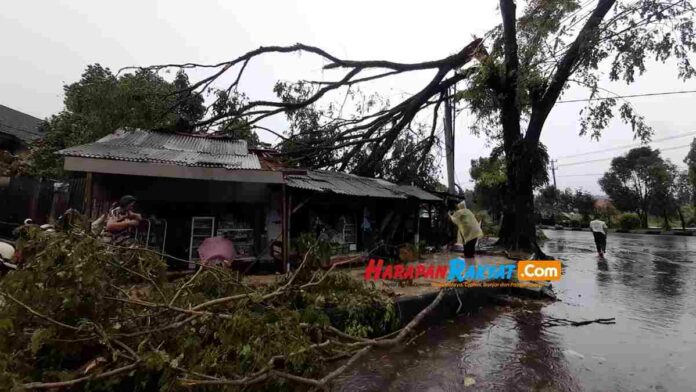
336,231,696,391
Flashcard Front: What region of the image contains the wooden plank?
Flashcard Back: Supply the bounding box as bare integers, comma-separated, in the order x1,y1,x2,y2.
84,172,93,218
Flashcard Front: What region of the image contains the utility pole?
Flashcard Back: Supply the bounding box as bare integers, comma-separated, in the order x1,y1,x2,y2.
444,87,455,195
550,159,558,189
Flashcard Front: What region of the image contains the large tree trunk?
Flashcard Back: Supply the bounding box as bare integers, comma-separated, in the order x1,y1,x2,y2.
496,0,535,252
677,207,686,231
497,140,537,251
494,0,616,252
640,210,648,229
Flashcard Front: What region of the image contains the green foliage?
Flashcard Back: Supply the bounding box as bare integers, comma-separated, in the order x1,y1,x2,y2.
684,137,696,197
618,213,642,231
471,145,549,220
210,89,260,146
572,190,597,220
470,154,507,221
0,226,397,391
293,232,334,269
275,81,340,169
600,146,674,227
470,155,506,188
380,129,441,189
25,65,205,177
463,0,695,143
274,82,442,188
299,273,398,338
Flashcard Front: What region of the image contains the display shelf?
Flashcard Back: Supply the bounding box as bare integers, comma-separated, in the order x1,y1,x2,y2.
189,216,215,266
217,227,255,258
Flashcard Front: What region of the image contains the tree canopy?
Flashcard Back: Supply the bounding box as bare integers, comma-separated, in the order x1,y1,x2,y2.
471,146,549,220
275,83,442,187
461,0,695,249
24,65,207,177
534,186,597,223
683,137,696,197
599,146,675,227
34,0,696,248
24,64,205,176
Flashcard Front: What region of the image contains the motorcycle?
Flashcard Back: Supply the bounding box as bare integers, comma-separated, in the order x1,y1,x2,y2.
0,218,52,275
0,239,17,275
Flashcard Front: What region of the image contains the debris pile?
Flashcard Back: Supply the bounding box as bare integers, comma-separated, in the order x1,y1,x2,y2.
0,225,413,391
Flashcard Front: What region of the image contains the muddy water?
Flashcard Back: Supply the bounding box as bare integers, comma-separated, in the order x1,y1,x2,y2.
335,230,696,391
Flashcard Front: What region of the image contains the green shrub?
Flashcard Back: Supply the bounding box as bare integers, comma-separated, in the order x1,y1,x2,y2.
618,213,641,230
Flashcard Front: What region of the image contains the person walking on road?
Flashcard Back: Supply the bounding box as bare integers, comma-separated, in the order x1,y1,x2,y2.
589,217,608,257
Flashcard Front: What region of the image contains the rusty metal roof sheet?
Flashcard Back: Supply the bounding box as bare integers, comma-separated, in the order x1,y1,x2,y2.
59,129,261,170
285,170,440,201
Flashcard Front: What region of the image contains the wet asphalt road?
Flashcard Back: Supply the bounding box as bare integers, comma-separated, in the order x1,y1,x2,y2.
335,230,696,391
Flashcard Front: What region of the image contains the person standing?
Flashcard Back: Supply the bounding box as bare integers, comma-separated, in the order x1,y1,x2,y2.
449,201,483,258
589,217,608,257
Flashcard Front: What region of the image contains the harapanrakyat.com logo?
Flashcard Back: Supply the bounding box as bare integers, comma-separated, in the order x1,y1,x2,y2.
363,257,561,288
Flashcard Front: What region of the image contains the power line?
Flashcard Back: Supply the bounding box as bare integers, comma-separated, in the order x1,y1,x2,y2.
556,130,696,160
558,156,617,167
557,89,696,103
556,173,605,177
558,164,689,178
557,144,692,167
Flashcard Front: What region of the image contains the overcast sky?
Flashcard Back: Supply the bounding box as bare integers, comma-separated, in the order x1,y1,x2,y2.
2,0,696,194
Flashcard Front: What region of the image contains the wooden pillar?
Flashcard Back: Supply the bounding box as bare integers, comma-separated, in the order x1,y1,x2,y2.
415,203,420,246
84,172,93,219
281,184,288,272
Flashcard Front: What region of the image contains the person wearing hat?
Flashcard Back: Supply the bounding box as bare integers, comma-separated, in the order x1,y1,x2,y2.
104,195,142,245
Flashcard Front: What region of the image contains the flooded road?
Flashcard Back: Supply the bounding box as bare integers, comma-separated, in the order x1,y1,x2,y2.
335,230,696,391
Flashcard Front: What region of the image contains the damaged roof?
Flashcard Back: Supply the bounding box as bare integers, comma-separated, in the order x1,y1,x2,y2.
59,130,441,200
59,129,261,170
285,170,440,201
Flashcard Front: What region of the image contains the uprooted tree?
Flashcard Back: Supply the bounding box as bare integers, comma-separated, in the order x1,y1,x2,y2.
127,0,695,251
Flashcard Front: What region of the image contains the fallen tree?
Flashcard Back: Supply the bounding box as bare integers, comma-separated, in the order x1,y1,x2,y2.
0,225,448,391
117,0,696,252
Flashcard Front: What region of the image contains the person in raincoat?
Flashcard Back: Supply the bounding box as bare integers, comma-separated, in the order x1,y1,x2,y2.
449,200,483,258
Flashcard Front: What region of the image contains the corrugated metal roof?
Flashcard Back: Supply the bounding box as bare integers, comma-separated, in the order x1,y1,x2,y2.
393,185,441,202
59,129,261,170
285,170,440,201
0,104,43,143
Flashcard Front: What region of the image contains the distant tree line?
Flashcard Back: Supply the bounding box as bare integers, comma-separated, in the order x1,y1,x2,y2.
470,142,696,232
599,145,695,230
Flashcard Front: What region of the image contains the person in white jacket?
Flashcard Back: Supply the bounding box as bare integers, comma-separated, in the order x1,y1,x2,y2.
589,217,608,257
